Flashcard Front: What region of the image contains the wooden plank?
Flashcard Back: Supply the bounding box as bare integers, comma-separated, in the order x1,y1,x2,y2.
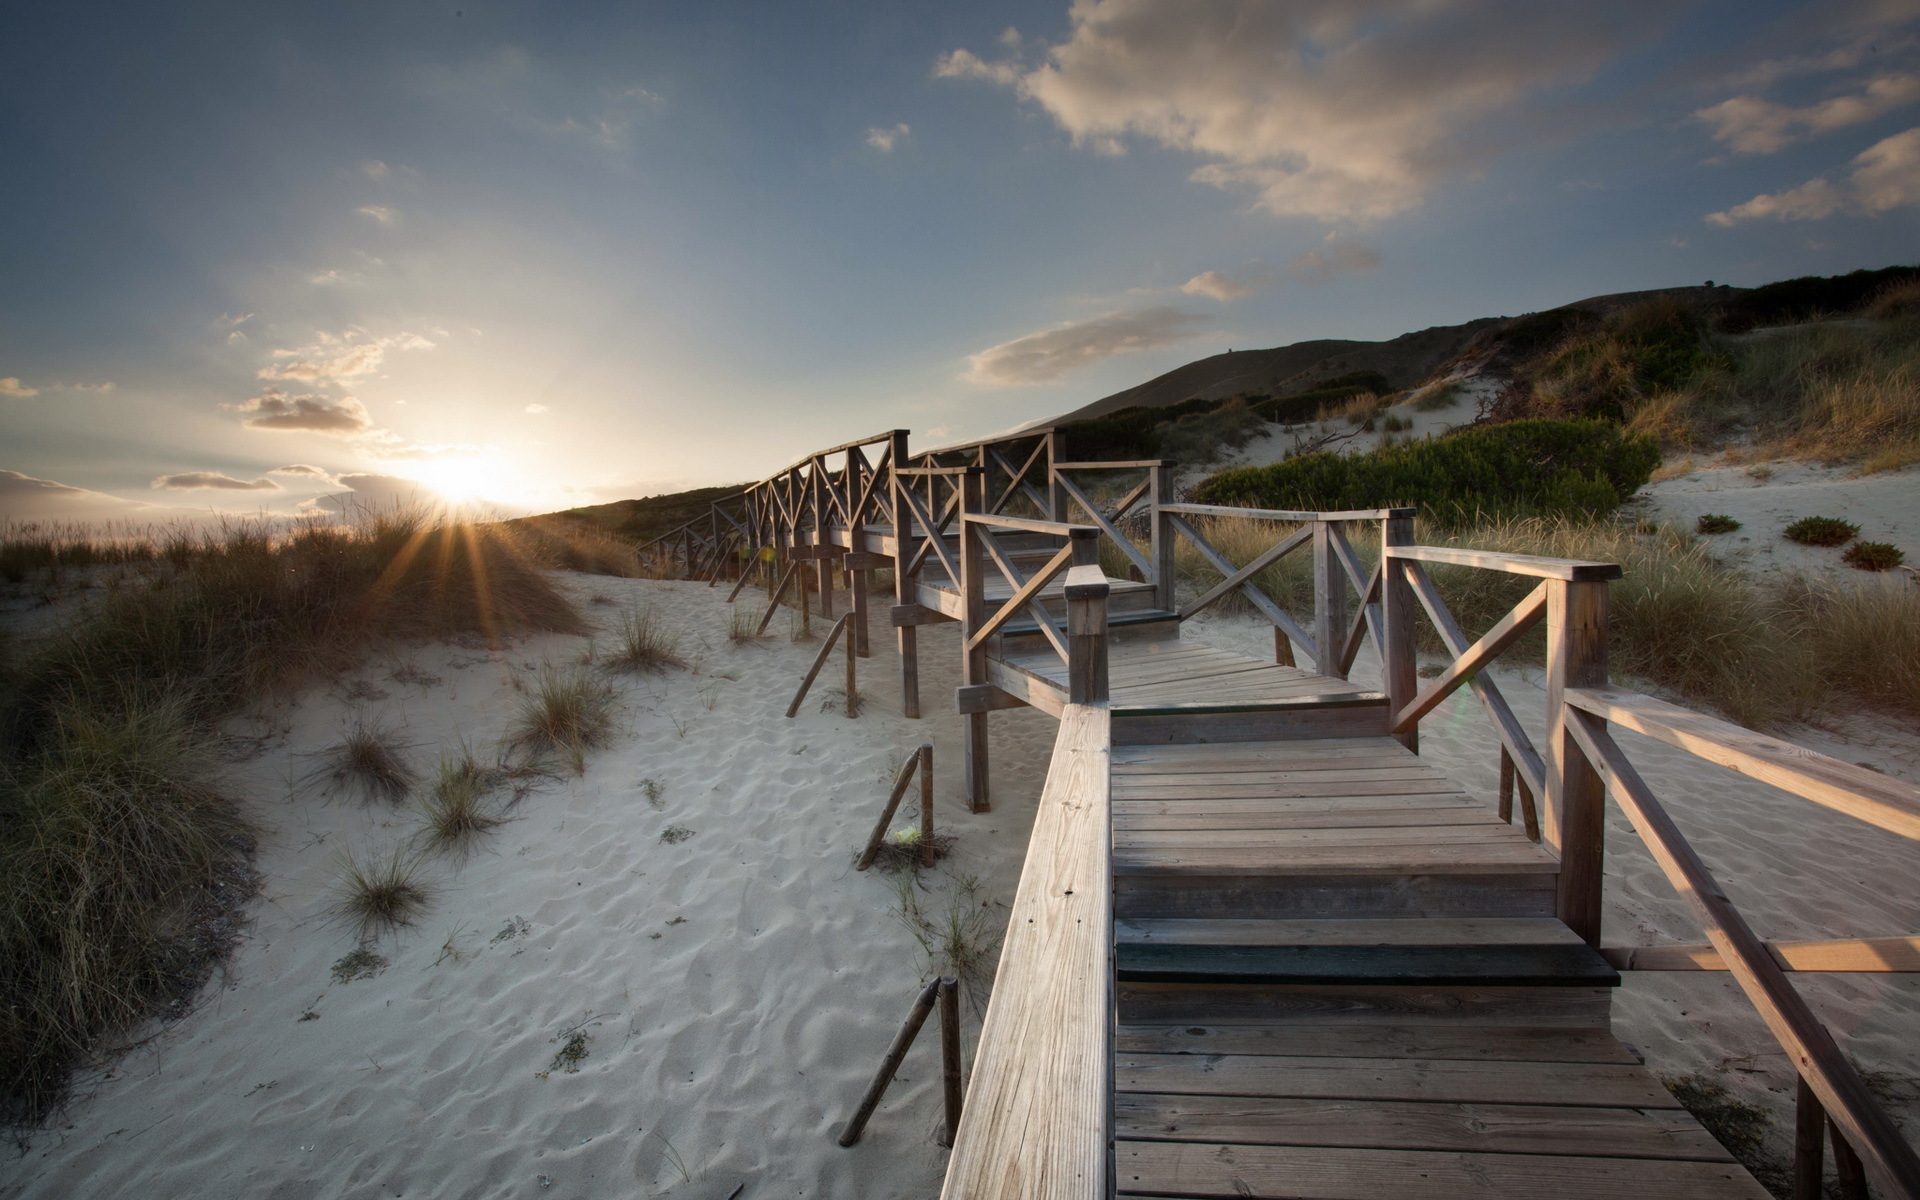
1116,983,1611,1028
1115,1093,1734,1161
1113,706,1392,746
1603,936,1920,973
939,705,1110,1200
1391,581,1548,733
1114,874,1558,922
1114,806,1494,832
1114,825,1550,851
1110,765,1453,787
1385,543,1623,582
1114,1142,1769,1199
1113,793,1479,816
1112,843,1560,876
1113,736,1412,761
1112,750,1424,773
1115,942,1619,987
1114,918,1583,947
1116,1051,1672,1107
1114,1023,1637,1063
1112,780,1485,801
1160,502,1412,522
1566,685,1920,841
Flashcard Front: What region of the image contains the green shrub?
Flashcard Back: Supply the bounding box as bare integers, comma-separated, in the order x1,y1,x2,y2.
1497,299,1722,423
1783,516,1858,546
1696,514,1741,534
1192,419,1659,526
1842,541,1905,571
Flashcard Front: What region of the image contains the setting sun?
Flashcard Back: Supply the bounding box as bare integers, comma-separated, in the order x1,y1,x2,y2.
401,454,495,503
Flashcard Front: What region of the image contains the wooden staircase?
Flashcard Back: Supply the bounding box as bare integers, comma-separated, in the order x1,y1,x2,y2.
1106,729,1770,1199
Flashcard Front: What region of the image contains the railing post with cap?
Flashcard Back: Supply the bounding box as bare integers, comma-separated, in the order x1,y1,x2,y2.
1546,576,1609,946
1381,512,1418,753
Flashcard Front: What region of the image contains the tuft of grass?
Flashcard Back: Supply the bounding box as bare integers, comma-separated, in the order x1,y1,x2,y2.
659,824,695,845
605,609,684,673
1381,412,1413,433
1842,541,1904,571
727,606,765,643
329,944,389,984
1413,381,1464,411
310,718,416,805
418,749,508,854
1696,513,1741,534
1783,516,1858,547
864,826,956,874
510,666,618,772
327,846,436,941
1661,1075,1782,1192
892,873,1002,1013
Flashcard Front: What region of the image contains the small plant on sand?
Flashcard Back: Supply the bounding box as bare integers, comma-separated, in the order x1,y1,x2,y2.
1381,412,1413,433
787,611,815,642
510,665,618,772
865,825,956,874
1843,541,1905,571
1662,1075,1779,1190
329,943,389,984
1695,513,1741,534
538,1012,608,1078
606,608,685,674
418,750,508,854
659,824,696,844
1414,381,1463,411
327,846,436,940
310,717,417,804
727,606,765,642
640,778,665,808
892,873,1001,1010
1783,515,1858,546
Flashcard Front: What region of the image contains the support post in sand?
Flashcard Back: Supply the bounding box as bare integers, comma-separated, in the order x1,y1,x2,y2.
856,743,934,871
938,977,962,1148
836,978,941,1147
844,613,858,718
786,613,855,719
889,430,921,719
756,561,801,636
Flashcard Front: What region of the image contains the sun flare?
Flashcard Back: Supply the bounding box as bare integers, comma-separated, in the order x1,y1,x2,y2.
402,455,495,503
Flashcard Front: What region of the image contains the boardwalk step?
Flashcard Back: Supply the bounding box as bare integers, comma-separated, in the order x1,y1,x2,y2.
1116,943,1621,988
1115,917,1583,946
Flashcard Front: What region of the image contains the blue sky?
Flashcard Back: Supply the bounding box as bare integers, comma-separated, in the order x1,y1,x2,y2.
3,0,1917,522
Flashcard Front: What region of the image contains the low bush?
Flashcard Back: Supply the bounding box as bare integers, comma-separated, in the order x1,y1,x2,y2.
1783,516,1858,546
1842,541,1905,571
1193,420,1659,527
1696,514,1741,534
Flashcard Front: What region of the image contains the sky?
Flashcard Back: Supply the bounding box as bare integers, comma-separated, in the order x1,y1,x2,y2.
3,0,1917,524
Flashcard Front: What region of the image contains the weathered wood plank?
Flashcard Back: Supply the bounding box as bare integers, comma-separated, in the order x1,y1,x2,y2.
1114,1142,1769,1199
1113,806,1492,832
1115,942,1619,987
1112,843,1559,876
1115,1093,1734,1161
1114,1023,1638,1063
1116,983,1613,1027
1114,874,1558,921
1114,918,1583,947
1111,779,1478,801
1114,824,1551,851
1604,936,1920,973
1117,1051,1670,1106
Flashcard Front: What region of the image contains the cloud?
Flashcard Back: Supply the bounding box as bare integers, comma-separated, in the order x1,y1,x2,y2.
360,159,390,178
258,331,433,384
936,0,1657,222
151,471,282,491
357,204,400,226
0,469,149,522
1284,238,1382,283
1696,73,1920,154
304,473,436,517
866,123,912,151
1181,270,1262,301
230,387,376,435
269,463,339,483
1708,125,1920,223
65,381,115,393
964,305,1210,385
0,377,38,397
524,403,549,414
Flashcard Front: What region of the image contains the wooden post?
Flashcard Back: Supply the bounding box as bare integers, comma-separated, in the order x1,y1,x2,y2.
836,978,942,1147
890,432,920,720
1065,542,1110,706
786,613,853,718
918,744,935,868
959,468,990,812
1545,578,1608,946
1274,628,1295,666
851,567,871,657
1045,430,1068,523
938,977,962,1149
1380,513,1417,753
1149,461,1175,615
799,560,813,636
1795,1075,1826,1200
1830,1118,1869,1199
1313,520,1349,680
845,614,858,717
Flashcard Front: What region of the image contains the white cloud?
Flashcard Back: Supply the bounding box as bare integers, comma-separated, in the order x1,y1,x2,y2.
229,387,376,435
0,469,149,523
525,403,550,414
359,159,390,178
1696,73,1920,154
964,305,1210,385
1284,238,1382,283
269,463,340,484
65,381,115,393
866,123,912,152
303,473,436,517
0,377,38,397
357,204,400,226
936,0,1656,222
258,331,433,384
1181,270,1261,301
151,471,282,491
1708,125,1920,223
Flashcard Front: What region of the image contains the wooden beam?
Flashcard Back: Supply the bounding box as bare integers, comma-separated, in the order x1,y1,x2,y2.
1161,502,1416,522
1391,582,1548,733
1386,543,1623,582
1565,685,1920,842
1166,514,1316,656
956,683,1032,714
1603,937,1920,973
1177,523,1311,621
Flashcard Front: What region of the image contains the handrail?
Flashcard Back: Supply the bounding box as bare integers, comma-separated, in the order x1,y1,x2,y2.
1052,459,1170,470
1565,686,1920,840
962,512,1099,538
939,704,1111,1200
1386,543,1623,582
1162,501,1415,522
1564,706,1920,1199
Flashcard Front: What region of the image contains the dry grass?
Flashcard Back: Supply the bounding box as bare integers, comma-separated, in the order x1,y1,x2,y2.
327,846,436,941
309,718,416,805
605,608,685,673
510,665,619,772
891,872,1001,1013
726,605,765,642
417,749,509,854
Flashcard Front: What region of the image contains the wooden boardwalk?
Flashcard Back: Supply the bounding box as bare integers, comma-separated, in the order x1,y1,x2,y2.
640,426,1920,1200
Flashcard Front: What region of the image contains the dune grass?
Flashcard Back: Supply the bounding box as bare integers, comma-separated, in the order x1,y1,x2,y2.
605,608,685,673
310,718,417,805
510,665,619,772
417,749,510,855
0,512,584,1125
327,846,437,941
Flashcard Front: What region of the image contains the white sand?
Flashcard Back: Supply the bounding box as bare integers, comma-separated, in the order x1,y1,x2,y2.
5,570,1916,1195
1,575,1059,1199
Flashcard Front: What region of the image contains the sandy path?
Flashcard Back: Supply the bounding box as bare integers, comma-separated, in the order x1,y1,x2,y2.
2,575,1056,1200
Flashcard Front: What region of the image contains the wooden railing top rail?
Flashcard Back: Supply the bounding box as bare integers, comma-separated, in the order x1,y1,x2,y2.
1566,686,1920,840
896,465,981,477
939,704,1111,1200
917,425,1059,459
1386,543,1623,582
1160,501,1416,522
963,512,1100,538
753,428,908,482
1052,459,1169,470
